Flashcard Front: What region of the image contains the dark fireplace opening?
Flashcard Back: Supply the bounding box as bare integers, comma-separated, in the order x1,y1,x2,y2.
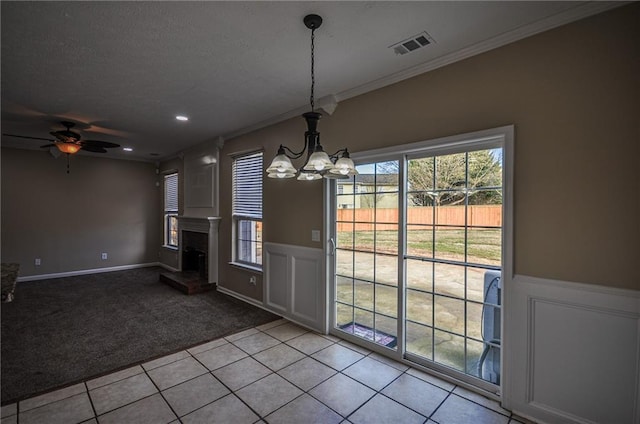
182,231,208,280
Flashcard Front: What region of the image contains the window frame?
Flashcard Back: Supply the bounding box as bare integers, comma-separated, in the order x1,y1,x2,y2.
163,172,179,248
231,151,263,270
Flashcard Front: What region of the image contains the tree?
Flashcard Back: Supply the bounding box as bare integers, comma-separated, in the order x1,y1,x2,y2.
407,150,502,206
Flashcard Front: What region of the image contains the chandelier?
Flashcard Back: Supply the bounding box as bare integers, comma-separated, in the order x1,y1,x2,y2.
266,14,357,181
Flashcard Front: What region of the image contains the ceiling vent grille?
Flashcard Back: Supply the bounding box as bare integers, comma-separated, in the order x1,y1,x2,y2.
390,31,434,56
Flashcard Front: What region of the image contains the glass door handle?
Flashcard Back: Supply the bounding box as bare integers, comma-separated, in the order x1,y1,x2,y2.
329,237,336,255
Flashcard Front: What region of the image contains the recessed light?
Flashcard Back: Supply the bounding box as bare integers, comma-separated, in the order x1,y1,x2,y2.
176,115,189,121
123,147,133,152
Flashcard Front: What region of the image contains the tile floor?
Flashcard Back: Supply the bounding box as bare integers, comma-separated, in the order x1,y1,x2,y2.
0,319,535,424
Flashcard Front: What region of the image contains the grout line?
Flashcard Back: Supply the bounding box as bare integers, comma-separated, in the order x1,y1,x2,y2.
427,390,453,421
83,382,98,422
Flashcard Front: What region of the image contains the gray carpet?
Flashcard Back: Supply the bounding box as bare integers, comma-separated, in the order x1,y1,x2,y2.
0,267,279,404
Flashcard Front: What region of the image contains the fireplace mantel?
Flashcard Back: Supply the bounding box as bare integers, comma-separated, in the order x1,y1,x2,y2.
177,216,221,285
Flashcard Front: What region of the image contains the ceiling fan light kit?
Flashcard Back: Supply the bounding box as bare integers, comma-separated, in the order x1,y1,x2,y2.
266,14,357,181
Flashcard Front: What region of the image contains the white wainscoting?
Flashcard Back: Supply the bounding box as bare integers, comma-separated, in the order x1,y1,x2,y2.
503,274,640,424
263,243,326,333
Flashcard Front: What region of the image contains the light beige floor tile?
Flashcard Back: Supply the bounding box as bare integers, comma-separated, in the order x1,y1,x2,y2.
349,393,426,424
432,394,510,424
86,365,144,390
20,392,94,424
147,356,208,390
406,367,456,391
187,338,228,355
278,357,337,391
262,323,308,341
142,350,190,371
510,413,538,424
265,393,342,424
89,373,157,415
19,383,86,412
311,344,364,371
97,393,176,424
343,356,403,391
453,386,510,415
309,373,375,417
162,373,229,417
1,414,17,424
1,403,17,418
194,342,248,370
368,352,409,372
320,333,341,342
224,327,259,342
212,357,272,391
337,340,372,356
285,332,334,355
232,332,281,355
253,343,306,371
80,419,97,424
381,374,448,417
236,373,303,417
256,318,289,331
181,393,259,424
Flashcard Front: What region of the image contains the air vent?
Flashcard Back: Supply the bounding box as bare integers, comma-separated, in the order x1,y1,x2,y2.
390,31,434,56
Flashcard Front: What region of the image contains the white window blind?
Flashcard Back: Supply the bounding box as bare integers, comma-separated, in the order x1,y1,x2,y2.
164,173,178,212
232,152,263,219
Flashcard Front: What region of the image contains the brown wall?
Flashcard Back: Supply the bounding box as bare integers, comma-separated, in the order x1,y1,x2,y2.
218,4,639,294
1,148,161,277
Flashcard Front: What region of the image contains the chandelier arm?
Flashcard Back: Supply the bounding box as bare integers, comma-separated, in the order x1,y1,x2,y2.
281,144,308,159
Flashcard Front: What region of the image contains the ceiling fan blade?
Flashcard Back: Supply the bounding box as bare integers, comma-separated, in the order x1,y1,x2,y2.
3,133,55,142
82,140,121,148
80,145,108,153
40,143,57,148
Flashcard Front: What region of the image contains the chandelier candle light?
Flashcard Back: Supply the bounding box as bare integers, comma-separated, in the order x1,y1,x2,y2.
266,14,357,181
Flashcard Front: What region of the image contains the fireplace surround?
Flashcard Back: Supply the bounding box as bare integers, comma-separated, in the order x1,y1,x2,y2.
177,216,221,285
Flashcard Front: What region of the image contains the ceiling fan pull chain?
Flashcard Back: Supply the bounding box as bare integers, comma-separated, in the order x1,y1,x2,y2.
66,153,70,174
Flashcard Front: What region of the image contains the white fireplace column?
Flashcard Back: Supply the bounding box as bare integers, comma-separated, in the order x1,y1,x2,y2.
177,216,221,285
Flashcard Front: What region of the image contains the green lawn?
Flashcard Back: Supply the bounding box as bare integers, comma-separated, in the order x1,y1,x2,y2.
338,228,501,265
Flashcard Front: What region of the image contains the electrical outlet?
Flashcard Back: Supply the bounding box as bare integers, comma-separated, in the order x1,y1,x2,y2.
35,258,41,266
249,276,257,286
101,253,108,260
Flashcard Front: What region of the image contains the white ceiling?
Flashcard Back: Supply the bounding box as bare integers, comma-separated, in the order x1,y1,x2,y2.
1,1,619,161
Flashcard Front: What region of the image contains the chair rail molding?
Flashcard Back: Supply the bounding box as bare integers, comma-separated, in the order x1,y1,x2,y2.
503,274,640,424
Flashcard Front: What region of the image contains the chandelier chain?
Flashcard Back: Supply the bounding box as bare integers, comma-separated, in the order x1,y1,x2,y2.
310,28,315,111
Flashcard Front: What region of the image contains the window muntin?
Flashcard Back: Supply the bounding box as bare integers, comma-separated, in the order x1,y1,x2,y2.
232,152,263,267
164,173,178,247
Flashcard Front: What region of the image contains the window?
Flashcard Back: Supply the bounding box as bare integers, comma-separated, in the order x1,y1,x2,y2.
164,173,179,247
232,152,263,268
331,126,512,393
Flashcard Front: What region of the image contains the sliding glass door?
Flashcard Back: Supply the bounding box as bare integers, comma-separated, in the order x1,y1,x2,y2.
330,133,506,390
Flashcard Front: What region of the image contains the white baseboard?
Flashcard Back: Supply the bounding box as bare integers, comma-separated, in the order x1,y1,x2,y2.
158,263,180,273
16,263,161,282
504,274,640,424
216,285,268,310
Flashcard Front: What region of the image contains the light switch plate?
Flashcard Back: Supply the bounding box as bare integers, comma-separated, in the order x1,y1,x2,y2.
311,230,321,242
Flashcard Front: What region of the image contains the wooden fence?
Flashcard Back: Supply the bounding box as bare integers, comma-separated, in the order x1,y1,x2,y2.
337,205,501,231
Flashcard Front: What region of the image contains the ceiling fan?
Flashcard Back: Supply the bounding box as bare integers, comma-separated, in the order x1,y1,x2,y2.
3,120,121,154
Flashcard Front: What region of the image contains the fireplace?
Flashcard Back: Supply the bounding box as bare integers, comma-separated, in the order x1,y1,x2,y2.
177,216,221,285
182,231,208,279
